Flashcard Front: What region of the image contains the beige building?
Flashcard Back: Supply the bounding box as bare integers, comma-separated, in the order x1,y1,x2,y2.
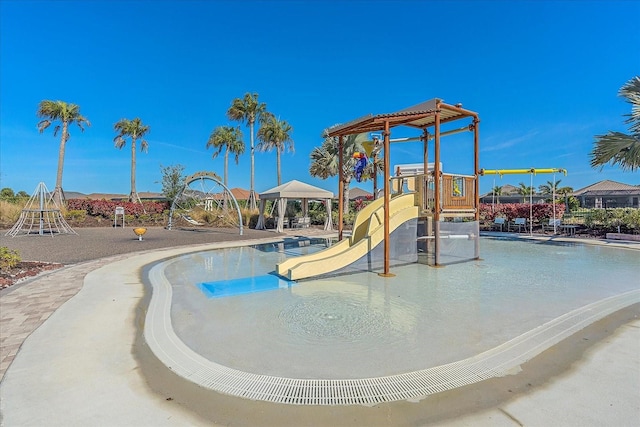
573,180,640,208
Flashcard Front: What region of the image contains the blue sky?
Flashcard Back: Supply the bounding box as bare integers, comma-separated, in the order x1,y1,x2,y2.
1,0,638,198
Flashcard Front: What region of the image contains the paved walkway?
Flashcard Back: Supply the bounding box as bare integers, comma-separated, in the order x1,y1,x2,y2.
0,255,128,377
0,226,333,379
0,228,638,426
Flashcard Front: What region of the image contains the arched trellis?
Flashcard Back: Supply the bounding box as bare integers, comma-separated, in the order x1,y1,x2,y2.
168,171,243,235
480,168,567,234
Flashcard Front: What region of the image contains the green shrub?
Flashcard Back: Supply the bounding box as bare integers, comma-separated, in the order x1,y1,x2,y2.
584,209,608,228
66,209,87,221
0,247,21,271
624,209,640,232
332,210,356,228
583,208,640,234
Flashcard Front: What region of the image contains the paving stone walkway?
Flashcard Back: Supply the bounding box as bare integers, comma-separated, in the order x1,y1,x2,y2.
0,255,129,378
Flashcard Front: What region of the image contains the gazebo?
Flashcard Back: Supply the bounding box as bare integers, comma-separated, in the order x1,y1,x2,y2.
255,180,334,232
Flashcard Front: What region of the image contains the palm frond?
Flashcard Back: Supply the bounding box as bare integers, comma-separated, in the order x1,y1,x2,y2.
590,132,640,172
620,76,640,135
37,119,51,133
227,93,266,126
114,136,126,149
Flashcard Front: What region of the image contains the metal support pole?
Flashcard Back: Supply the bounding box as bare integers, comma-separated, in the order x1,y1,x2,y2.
38,183,46,235
530,173,534,235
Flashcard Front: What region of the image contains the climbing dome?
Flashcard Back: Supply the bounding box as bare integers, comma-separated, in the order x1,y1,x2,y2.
168,171,243,234
5,182,76,237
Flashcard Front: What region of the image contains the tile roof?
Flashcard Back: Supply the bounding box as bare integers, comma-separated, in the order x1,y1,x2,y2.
573,180,640,196
349,187,373,200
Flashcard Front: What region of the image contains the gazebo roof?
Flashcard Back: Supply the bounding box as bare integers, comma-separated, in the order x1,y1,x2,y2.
259,180,334,200
325,98,478,137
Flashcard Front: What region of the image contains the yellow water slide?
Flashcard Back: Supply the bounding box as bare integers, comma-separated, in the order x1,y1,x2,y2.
276,193,419,280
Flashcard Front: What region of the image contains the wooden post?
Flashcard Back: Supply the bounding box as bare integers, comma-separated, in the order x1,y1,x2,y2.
379,120,394,277
473,117,480,260
473,118,480,221
422,128,429,213
338,135,344,241
434,104,441,265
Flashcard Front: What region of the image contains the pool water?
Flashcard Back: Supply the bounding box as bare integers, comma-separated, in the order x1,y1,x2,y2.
160,237,639,379
192,238,333,298
197,274,294,298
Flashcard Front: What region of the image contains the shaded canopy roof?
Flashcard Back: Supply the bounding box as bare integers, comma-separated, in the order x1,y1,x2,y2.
326,98,478,137
259,180,334,200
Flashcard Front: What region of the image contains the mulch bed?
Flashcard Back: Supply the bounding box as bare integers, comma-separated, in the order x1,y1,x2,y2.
0,261,64,290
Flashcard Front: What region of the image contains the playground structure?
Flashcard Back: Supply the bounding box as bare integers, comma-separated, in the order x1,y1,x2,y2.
167,171,243,235
277,98,481,278
5,182,77,237
480,168,567,234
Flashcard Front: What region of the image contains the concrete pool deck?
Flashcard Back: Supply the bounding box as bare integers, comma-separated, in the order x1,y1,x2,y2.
0,228,639,426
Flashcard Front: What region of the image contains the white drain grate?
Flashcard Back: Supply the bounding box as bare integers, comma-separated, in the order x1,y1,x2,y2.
146,263,639,405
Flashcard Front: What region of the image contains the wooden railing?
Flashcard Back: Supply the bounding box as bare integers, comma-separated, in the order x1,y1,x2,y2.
390,173,476,215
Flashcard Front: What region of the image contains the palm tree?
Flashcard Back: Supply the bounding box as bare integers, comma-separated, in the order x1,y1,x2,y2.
492,185,503,203
590,76,640,172
206,125,245,189
36,100,90,206
256,113,294,186
557,185,573,196
538,179,562,196
309,132,369,214
539,179,572,203
516,182,534,203
113,118,150,202
227,93,267,210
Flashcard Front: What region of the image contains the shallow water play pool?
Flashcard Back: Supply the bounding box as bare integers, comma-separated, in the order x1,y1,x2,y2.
155,237,639,382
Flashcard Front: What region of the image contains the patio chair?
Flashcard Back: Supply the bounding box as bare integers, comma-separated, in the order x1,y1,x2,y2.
492,217,506,231
293,217,311,228
543,218,562,234
509,218,527,232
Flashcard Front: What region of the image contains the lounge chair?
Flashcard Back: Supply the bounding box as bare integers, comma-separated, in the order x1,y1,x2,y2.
509,218,527,232
293,217,311,228
543,218,562,234
492,217,505,231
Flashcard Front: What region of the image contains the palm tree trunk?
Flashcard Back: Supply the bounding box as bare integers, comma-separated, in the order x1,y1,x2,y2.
342,178,351,215
223,150,229,188
276,149,281,186
54,121,69,206
130,137,137,202
249,119,256,210
223,150,229,209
